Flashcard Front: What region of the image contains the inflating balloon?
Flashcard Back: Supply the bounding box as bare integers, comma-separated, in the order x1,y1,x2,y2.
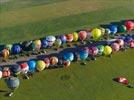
32,40,41,50
66,34,73,42
2,67,11,78
105,28,111,34
5,44,12,52
89,47,98,56
36,60,46,71
100,28,105,36
78,31,87,41
128,40,134,48
50,57,58,65
97,45,104,55
10,65,21,75
20,63,29,74
118,25,126,33
116,39,124,47
54,38,62,47
103,46,112,56
111,43,120,52
44,58,50,68
46,36,56,47
125,21,134,30
63,52,74,61
60,35,66,44
2,49,9,59
109,25,118,35
91,28,102,40
0,71,2,79
42,39,48,48
12,45,21,54
6,77,20,90
73,32,78,41
63,60,71,68
79,49,88,60
28,60,36,72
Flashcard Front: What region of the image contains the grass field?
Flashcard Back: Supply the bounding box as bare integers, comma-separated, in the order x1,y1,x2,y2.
0,0,134,100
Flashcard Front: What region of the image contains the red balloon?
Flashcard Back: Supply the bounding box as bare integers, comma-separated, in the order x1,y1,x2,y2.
66,34,73,42
78,31,87,41
125,21,134,30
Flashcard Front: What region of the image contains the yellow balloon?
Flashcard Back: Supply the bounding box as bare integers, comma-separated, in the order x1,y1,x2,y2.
36,60,46,71
91,28,102,40
73,32,78,41
33,40,41,50
103,46,112,56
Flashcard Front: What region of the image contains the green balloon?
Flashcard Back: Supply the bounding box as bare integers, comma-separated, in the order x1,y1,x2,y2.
5,44,12,51
118,25,126,33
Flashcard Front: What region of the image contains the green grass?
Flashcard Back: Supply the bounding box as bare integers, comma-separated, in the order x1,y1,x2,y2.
0,49,134,100
0,0,134,100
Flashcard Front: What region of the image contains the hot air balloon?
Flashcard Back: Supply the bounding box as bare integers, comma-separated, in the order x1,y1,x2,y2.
0,70,2,79
63,60,71,68
111,43,120,52
44,58,50,68
128,40,134,48
100,28,105,36
60,35,67,44
2,49,9,59
32,40,41,50
46,36,56,47
97,45,104,55
79,48,89,60
41,39,48,48
63,52,74,61
5,44,12,52
118,25,126,33
66,34,73,42
10,65,21,75
105,28,111,34
21,41,33,51
78,31,87,41
20,63,29,74
6,77,20,90
116,39,124,47
2,67,11,78
109,25,118,35
125,21,134,30
50,57,58,65
103,46,112,56
91,28,102,40
12,45,21,54
28,60,36,72
73,32,78,42
54,38,62,47
89,47,98,56
36,60,46,71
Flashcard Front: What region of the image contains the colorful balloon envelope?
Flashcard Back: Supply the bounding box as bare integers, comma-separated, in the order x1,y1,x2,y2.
32,40,41,50
128,40,134,48
50,57,58,65
116,39,124,47
60,35,66,44
2,49,9,59
78,31,87,41
20,63,29,73
73,32,78,41
54,39,62,47
0,71,2,79
2,67,11,78
125,21,134,30
91,28,102,40
109,25,118,35
103,46,112,56
105,28,111,34
44,58,50,68
63,52,74,61
46,36,56,46
12,45,21,54
79,50,88,60
118,25,126,33
36,60,46,71
89,47,98,56
66,34,73,42
111,43,120,52
42,39,48,48
6,77,20,90
28,60,36,72
63,60,71,68
97,45,104,55
10,65,21,75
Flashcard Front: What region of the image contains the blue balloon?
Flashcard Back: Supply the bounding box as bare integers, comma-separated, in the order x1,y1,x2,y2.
109,25,118,35
60,35,66,44
12,45,21,54
28,60,36,72
42,39,48,48
63,52,74,61
10,65,21,74
6,77,20,90
79,50,88,60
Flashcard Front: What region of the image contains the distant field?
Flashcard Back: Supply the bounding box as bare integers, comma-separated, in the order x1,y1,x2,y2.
0,0,134,44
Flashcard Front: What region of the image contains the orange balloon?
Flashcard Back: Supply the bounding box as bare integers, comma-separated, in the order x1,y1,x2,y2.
2,49,9,59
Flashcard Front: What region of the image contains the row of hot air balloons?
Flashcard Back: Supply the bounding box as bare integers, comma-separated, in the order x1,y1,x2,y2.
1,20,134,59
